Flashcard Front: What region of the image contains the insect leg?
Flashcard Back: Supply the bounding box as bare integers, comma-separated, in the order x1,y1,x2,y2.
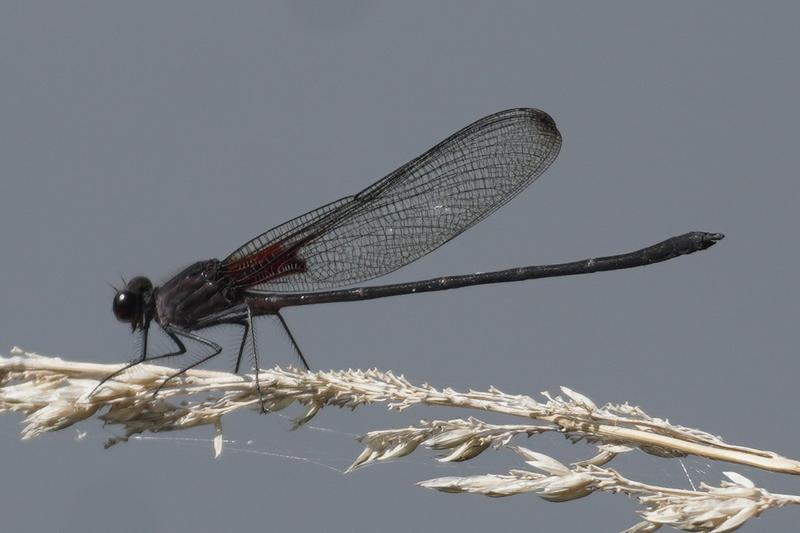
152,327,222,397
90,328,187,396
275,311,311,371
233,312,250,374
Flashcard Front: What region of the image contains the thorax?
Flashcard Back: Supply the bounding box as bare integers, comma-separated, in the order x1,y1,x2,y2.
154,259,240,328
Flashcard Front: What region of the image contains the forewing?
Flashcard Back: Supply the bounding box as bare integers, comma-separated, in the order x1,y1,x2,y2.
222,108,562,292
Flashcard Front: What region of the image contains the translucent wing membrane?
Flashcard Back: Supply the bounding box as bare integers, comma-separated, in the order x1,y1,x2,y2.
222,108,562,292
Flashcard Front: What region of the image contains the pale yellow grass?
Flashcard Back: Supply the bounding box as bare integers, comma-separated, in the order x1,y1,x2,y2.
1,347,797,532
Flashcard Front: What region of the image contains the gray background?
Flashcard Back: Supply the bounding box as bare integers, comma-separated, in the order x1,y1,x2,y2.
0,2,797,532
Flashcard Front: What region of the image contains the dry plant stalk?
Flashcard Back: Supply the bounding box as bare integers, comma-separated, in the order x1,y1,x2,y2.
419,447,800,532
1,347,798,532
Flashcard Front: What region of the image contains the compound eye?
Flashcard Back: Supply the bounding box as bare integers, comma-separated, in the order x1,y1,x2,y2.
112,291,139,323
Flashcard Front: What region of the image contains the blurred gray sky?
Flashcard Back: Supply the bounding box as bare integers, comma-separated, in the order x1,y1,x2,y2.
1,2,798,531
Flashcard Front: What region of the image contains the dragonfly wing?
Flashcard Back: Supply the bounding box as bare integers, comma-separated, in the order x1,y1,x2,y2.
222,108,562,292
